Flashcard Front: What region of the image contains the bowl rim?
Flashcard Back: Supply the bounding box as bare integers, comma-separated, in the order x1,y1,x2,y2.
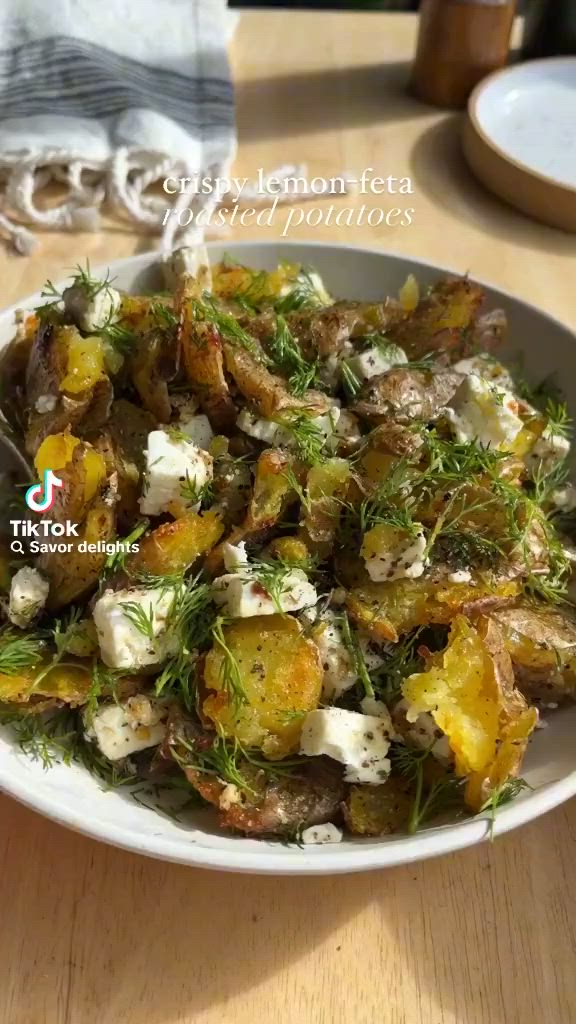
466,56,576,198
1,239,575,874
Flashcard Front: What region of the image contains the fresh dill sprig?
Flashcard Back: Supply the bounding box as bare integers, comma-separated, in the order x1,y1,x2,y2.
274,267,326,314
102,520,149,580
544,399,572,440
0,627,47,676
341,361,363,399
154,578,214,706
480,777,532,840
191,295,267,362
340,611,374,699
180,472,215,507
391,743,465,833
370,627,428,704
119,600,157,643
278,412,328,464
211,616,247,707
265,314,321,397
98,319,137,354
150,301,178,329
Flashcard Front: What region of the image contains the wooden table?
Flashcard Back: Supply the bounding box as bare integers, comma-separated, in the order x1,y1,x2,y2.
1,12,576,1024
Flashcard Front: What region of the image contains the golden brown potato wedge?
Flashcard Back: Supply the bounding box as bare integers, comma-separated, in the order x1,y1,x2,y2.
490,603,576,704
346,576,520,642
202,615,323,758
387,278,485,359
128,509,224,577
352,367,463,425
177,277,236,430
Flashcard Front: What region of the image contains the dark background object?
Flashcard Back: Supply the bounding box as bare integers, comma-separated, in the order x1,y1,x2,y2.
522,0,576,57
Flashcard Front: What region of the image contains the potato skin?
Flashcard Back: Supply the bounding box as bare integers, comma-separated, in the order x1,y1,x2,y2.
387,278,485,359
490,604,576,703
203,615,323,758
344,778,412,836
128,509,224,577
346,576,520,642
353,368,463,425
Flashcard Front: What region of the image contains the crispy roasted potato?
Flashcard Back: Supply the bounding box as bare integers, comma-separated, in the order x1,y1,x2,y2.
300,457,351,549
343,778,412,836
387,278,485,359
36,441,117,608
490,603,576,703
402,615,537,810
353,367,463,425
222,343,329,419
128,509,224,577
130,327,179,423
25,323,112,454
0,660,92,705
177,277,236,430
202,615,323,758
346,576,520,642
205,448,297,574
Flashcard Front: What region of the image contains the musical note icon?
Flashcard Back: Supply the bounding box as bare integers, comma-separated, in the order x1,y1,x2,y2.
25,469,64,513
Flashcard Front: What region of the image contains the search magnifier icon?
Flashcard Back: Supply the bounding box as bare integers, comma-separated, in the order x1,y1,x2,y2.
10,541,24,555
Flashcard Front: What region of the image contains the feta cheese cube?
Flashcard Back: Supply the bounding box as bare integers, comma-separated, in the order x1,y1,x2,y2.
398,698,452,765
525,426,570,474
314,613,357,700
63,282,122,333
300,707,392,785
447,569,473,583
453,354,514,391
86,696,168,761
553,484,576,512
8,567,49,628
222,541,249,571
139,429,212,516
162,245,212,291
361,523,427,583
178,413,214,450
359,697,399,741
34,394,58,414
93,586,179,669
213,567,317,618
346,343,407,383
301,823,343,845
448,374,524,451
237,407,341,451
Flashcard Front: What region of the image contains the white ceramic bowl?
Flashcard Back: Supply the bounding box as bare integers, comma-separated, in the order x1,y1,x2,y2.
1,241,576,874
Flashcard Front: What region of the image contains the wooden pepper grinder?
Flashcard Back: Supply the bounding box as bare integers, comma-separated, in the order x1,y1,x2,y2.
410,0,516,109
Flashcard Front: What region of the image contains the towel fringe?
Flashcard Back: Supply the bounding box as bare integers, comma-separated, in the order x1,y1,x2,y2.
0,154,354,255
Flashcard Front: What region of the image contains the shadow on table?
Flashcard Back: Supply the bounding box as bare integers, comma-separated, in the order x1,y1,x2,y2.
235,61,427,142
4,795,574,1023
410,116,576,259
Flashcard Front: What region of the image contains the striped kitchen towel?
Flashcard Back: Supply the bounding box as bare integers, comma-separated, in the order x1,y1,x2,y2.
0,0,237,254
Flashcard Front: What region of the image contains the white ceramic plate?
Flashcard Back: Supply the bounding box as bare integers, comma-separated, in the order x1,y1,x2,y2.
1,241,576,875
473,58,576,190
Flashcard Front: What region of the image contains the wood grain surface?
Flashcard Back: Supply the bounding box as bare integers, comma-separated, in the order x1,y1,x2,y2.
1,12,576,1024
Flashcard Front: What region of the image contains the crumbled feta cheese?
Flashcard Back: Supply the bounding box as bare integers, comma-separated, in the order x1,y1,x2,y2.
178,414,214,451
301,823,343,845
163,245,212,290
346,343,407,383
314,613,357,700
8,567,49,628
63,282,122,333
222,541,249,572
237,407,341,451
236,410,291,447
525,427,570,473
34,394,57,414
300,707,392,785
399,698,453,765
86,697,168,761
93,586,179,669
219,783,243,811
552,484,576,512
213,566,317,619
139,429,212,516
453,354,514,391
361,524,427,583
448,374,524,451
447,569,472,583
359,698,399,741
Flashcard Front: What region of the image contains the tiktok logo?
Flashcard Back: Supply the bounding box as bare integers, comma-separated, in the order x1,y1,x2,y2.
25,469,63,513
